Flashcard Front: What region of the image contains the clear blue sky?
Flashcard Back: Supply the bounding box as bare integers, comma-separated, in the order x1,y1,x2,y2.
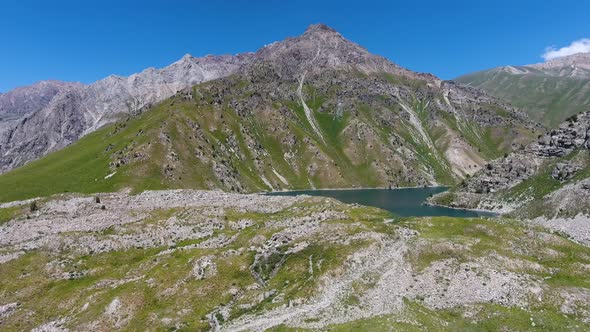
1,0,588,92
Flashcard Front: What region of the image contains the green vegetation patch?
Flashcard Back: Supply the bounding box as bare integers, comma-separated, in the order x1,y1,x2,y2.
0,205,22,225
401,217,590,288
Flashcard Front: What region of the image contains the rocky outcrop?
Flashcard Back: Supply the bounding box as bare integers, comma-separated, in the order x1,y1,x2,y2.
551,162,580,182
437,111,590,213
526,113,590,156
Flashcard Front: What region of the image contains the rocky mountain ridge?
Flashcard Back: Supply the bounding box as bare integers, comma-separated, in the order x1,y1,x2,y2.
0,80,83,121
0,53,251,173
531,52,590,76
1,24,538,178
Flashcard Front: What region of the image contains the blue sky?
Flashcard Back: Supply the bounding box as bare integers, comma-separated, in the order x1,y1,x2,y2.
1,0,588,92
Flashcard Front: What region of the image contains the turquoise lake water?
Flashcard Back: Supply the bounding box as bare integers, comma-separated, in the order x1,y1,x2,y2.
267,187,496,218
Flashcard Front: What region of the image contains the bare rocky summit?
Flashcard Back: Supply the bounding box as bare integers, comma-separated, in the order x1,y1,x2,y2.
248,24,421,79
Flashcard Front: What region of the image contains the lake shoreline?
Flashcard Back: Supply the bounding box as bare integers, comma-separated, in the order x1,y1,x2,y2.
422,201,500,216
258,185,449,194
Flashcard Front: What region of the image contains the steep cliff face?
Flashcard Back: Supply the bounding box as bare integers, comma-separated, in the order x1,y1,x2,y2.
0,54,252,173
455,52,590,126
0,80,83,121
0,24,538,202
432,111,590,217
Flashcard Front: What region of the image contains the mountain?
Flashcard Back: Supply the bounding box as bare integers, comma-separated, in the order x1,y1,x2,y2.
0,54,251,174
431,110,590,220
455,52,590,126
0,24,539,202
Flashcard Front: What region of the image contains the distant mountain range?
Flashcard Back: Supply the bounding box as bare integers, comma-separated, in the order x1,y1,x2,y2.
0,24,538,201
0,80,83,122
455,52,590,126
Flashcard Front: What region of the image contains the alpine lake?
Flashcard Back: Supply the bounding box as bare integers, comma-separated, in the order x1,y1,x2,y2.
267,187,496,218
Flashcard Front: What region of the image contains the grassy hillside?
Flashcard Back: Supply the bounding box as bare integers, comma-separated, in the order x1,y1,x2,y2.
456,68,590,127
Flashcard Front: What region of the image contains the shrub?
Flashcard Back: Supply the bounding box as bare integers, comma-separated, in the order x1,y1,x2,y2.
29,201,38,212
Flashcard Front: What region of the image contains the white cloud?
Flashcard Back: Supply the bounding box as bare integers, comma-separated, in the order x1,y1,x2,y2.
542,38,590,61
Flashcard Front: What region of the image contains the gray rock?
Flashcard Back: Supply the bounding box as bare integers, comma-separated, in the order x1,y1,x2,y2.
0,80,82,122
552,162,579,182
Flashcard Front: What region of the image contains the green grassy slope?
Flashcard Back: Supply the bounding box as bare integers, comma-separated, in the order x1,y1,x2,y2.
456,68,590,127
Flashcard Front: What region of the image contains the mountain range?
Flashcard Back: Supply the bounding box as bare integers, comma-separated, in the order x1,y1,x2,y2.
0,24,538,201
456,52,590,126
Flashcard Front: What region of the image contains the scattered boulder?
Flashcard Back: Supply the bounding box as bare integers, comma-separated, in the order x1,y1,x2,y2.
552,162,579,182
191,256,218,280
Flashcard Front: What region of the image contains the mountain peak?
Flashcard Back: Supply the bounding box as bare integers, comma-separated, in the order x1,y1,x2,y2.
531,51,590,71
249,23,407,79
304,23,339,35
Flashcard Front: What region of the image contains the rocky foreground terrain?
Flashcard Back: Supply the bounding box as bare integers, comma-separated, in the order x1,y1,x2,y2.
1,190,590,331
